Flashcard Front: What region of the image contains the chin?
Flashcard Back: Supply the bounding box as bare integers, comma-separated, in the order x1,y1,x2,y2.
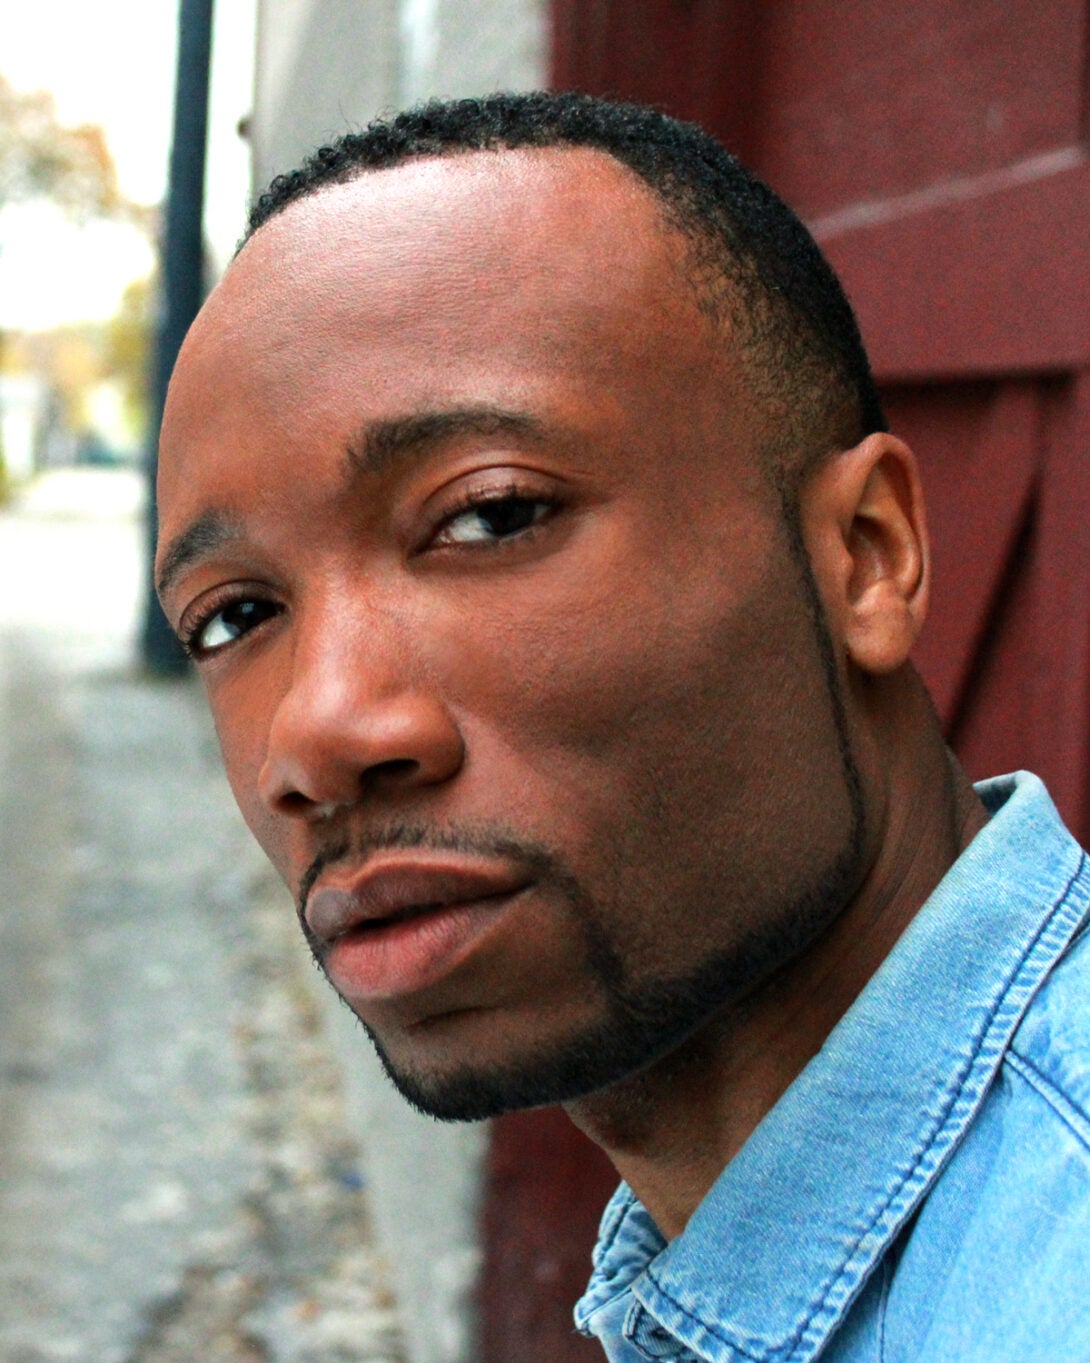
366,1031,628,1122
357,991,715,1122
337,851,867,1121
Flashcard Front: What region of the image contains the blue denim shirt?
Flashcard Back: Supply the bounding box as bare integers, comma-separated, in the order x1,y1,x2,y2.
575,772,1090,1362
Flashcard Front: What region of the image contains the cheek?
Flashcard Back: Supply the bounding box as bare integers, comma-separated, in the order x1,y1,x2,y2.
204,668,290,874
435,524,782,776
437,548,854,946
431,556,754,851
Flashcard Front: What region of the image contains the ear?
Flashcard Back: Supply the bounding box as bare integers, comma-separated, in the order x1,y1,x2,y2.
801,433,930,676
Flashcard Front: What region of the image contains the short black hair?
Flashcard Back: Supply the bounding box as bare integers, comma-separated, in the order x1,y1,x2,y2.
247,91,885,493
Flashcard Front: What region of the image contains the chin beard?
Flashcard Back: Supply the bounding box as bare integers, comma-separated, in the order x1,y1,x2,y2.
341,826,865,1123
302,506,867,1124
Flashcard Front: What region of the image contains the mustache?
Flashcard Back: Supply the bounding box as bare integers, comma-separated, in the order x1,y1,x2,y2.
295,820,572,922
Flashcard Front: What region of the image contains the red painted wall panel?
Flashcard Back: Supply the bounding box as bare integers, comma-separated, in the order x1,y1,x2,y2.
552,0,765,158
817,155,1090,380
885,381,1041,723
480,1111,616,1363
1024,376,1090,834
749,0,1084,217
479,6,1090,1360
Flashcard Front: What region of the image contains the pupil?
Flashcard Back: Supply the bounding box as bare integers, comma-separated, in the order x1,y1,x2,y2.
481,499,536,536
224,600,271,636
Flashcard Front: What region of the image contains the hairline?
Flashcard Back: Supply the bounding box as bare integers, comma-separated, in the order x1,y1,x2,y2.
241,141,853,500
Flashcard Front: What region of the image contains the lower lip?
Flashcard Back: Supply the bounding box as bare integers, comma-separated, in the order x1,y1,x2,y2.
322,892,520,1003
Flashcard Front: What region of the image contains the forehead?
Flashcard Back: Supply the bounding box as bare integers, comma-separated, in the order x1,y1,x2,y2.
176,147,698,377
158,148,758,533
244,144,677,291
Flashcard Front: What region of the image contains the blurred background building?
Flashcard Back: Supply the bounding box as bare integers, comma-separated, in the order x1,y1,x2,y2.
3,4,1087,1363
250,0,546,192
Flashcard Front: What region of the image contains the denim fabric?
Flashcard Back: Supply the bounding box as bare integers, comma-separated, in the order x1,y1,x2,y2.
575,773,1090,1362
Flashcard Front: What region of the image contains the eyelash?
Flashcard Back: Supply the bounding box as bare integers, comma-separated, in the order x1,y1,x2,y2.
425,481,560,552
176,484,561,661
178,589,282,660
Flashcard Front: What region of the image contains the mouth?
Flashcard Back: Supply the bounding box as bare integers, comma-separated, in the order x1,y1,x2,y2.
302,854,533,1004
345,899,447,933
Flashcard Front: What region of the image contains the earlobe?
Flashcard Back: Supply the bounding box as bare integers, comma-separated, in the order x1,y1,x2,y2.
803,433,930,676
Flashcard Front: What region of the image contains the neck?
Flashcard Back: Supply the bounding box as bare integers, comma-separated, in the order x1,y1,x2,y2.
565,670,988,1239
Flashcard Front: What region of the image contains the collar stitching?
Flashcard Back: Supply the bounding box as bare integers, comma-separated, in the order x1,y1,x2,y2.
1003,1049,1090,1152
597,1190,640,1261
641,851,1090,1363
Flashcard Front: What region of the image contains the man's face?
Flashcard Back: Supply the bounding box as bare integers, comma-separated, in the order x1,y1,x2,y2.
157,149,863,1119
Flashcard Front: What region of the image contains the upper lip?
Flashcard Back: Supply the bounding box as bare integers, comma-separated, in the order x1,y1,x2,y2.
303,853,532,944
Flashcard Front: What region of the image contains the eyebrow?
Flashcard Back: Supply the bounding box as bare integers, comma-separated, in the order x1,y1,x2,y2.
155,509,243,602
346,406,547,479
156,407,548,602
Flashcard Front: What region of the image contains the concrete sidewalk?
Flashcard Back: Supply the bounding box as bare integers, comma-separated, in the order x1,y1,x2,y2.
0,471,469,1363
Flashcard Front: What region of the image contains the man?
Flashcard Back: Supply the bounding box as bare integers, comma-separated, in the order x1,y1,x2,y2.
155,93,1090,1361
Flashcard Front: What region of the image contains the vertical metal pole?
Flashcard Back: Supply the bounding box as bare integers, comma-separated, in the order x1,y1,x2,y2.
140,0,215,674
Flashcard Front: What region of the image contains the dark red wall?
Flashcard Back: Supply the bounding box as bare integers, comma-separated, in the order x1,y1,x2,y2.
481,1110,615,1362
481,6,1090,1359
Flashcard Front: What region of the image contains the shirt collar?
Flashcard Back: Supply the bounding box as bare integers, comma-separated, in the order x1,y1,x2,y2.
576,772,1090,1362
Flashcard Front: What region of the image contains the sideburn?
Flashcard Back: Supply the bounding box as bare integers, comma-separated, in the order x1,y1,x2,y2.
776,480,868,880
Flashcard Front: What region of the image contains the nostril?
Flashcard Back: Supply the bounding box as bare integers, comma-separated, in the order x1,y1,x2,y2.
260,689,465,816
367,757,421,787
373,757,418,777
275,758,422,816
279,790,314,816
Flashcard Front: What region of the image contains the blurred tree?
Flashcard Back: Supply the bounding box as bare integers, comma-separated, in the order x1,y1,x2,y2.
0,73,120,217
104,277,153,433
0,73,149,495
4,304,150,470
4,326,99,467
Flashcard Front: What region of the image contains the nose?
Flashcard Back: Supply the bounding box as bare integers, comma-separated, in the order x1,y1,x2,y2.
257,606,466,818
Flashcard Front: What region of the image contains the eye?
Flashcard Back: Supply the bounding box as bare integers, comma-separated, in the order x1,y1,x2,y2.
433,492,553,547
186,597,281,656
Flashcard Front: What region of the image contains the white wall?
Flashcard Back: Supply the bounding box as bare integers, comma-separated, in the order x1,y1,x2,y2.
246,7,547,1361
251,0,547,193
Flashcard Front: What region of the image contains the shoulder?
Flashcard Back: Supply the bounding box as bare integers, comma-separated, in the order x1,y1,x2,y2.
879,926,1090,1361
